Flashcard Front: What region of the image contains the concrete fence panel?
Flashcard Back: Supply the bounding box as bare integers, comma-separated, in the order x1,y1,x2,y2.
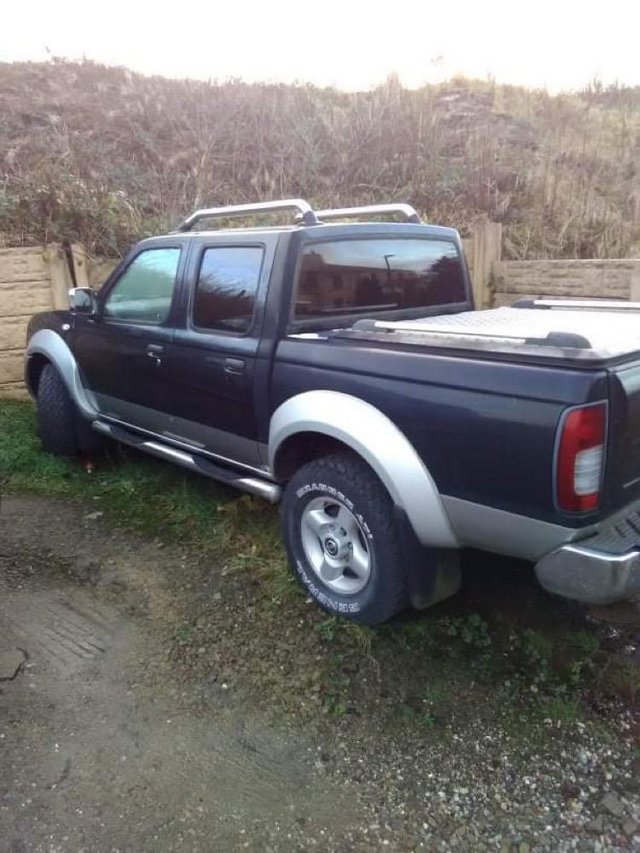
493,259,640,307
0,245,78,397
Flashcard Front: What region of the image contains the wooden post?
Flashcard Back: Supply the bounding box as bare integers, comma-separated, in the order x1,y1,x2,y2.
467,221,503,309
461,236,473,279
45,245,73,310
71,244,90,289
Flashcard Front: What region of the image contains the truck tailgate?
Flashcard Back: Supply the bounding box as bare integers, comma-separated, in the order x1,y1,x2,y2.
606,361,640,509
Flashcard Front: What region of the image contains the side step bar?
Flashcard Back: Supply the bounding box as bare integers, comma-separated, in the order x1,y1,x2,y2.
93,421,282,503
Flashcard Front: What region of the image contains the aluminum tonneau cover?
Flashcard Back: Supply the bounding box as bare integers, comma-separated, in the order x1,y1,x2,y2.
329,305,640,366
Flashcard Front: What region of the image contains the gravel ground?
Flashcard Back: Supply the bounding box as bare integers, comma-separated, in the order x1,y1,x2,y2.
1,495,639,852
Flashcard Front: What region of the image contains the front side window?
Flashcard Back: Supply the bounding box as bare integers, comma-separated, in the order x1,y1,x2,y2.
193,246,263,333
104,247,181,324
295,239,466,320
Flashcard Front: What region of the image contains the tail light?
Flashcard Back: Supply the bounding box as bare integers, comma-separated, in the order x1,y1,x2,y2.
556,403,606,512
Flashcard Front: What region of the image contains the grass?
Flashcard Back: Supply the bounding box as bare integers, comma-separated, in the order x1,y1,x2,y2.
0,398,287,571
1,399,638,733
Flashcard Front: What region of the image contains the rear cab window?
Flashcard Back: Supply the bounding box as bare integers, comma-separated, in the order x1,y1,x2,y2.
192,246,264,334
293,238,467,325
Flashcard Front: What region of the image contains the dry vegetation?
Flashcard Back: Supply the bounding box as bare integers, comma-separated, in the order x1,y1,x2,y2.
1,59,639,259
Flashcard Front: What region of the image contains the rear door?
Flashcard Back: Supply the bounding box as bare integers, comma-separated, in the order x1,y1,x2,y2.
160,233,279,469
72,242,185,433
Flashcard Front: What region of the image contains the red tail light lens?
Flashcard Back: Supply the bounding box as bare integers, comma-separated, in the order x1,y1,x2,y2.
556,404,606,512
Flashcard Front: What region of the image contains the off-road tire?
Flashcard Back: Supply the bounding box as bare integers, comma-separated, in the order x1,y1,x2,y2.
36,364,101,457
280,452,409,625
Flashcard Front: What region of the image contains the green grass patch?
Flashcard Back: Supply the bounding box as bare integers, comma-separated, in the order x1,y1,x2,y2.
0,398,289,593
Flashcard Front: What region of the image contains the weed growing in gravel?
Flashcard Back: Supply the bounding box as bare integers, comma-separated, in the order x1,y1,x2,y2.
399,704,439,728
504,626,602,702
601,661,640,703
174,625,195,646
441,612,492,651
422,682,446,706
536,697,582,724
315,617,376,654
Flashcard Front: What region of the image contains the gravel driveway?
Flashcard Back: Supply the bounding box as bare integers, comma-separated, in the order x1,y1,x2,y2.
1,496,639,852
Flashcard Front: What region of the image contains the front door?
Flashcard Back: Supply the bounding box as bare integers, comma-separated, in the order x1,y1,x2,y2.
73,244,184,434
161,241,269,470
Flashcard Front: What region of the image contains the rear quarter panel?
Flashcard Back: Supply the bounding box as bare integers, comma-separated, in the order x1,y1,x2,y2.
268,337,608,526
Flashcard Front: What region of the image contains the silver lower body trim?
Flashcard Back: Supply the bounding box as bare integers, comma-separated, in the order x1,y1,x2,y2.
441,496,592,562
444,495,640,603
94,392,266,472
534,544,640,605
94,414,272,479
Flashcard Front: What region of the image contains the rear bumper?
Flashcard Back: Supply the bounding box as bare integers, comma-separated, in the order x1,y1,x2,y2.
535,543,640,605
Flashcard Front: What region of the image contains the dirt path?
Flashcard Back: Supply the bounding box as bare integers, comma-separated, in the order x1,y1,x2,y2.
1,496,639,852
0,497,362,852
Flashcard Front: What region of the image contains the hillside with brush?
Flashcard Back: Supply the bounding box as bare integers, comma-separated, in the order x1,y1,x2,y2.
1,60,639,260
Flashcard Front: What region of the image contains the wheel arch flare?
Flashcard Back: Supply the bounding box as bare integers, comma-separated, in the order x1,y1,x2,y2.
269,390,458,548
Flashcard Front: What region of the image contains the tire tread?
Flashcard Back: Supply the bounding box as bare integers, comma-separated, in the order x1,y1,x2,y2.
37,364,80,457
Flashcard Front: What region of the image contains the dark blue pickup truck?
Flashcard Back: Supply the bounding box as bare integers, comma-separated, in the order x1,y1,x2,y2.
25,199,640,623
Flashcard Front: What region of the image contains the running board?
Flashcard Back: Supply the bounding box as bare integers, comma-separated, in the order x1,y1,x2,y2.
92,420,282,503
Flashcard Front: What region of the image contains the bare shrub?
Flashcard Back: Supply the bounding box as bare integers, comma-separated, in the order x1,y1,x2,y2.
1,60,639,259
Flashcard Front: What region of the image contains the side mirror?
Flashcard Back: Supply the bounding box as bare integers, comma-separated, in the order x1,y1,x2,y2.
69,287,98,316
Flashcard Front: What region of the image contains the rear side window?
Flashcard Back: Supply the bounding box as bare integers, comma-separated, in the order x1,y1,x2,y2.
295,238,466,320
193,246,264,333
104,247,181,324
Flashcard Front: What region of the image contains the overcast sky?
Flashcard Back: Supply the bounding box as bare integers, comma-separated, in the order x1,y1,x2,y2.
2,0,639,92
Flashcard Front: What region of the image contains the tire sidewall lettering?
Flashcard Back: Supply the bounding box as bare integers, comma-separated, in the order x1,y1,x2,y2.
295,482,372,541
296,560,361,613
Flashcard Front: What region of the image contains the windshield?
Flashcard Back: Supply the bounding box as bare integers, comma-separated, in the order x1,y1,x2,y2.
294,238,467,321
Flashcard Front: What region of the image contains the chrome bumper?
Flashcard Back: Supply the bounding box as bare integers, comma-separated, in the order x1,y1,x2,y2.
535,543,640,605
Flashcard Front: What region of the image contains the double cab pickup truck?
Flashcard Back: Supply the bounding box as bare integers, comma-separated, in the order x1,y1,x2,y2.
25,199,640,623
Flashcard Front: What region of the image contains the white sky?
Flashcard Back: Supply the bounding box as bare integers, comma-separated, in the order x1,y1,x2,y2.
1,0,639,92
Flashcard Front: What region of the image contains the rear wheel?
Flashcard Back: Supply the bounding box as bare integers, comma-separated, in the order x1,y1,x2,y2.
280,452,409,625
36,364,101,457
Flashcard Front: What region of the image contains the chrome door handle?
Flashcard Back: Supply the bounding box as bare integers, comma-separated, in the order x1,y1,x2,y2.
146,343,164,365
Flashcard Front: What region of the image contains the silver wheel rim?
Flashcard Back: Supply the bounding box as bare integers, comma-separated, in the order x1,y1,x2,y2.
300,496,371,595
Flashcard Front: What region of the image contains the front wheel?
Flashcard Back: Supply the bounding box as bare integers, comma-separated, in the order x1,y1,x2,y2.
36,363,102,457
280,452,409,625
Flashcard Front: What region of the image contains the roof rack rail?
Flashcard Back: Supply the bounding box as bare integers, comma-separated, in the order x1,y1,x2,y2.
175,198,320,232
314,203,421,224
174,199,423,233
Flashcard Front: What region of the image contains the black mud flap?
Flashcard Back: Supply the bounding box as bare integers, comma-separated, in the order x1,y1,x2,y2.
394,506,462,610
